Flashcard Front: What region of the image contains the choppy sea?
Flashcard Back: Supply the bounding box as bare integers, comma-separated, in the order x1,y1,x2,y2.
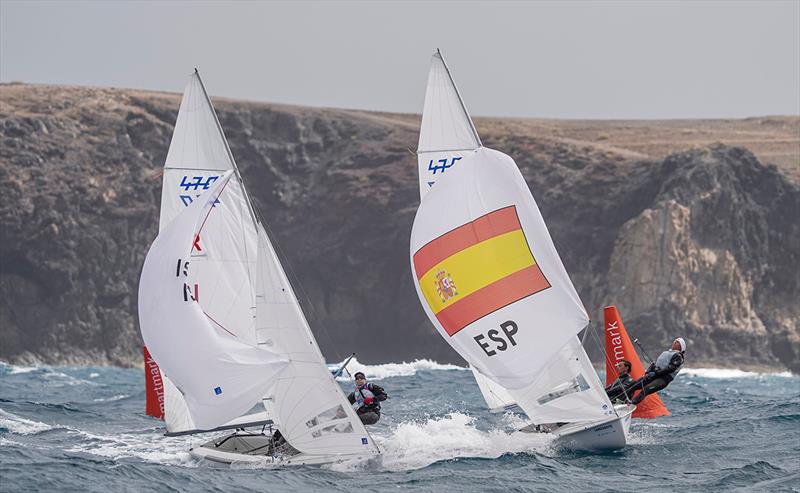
1,359,798,492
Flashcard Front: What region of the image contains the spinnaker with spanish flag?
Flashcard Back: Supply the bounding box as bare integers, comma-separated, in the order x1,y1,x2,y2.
411,51,635,450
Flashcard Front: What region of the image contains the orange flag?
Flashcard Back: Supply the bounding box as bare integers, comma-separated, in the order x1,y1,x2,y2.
604,305,669,418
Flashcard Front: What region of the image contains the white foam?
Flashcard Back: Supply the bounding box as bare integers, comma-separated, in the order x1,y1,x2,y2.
7,365,37,375
329,412,552,472
682,368,795,379
0,408,54,435
331,357,467,381
92,395,129,402
65,428,198,467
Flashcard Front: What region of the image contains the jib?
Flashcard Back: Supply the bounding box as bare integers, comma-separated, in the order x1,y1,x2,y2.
473,321,518,357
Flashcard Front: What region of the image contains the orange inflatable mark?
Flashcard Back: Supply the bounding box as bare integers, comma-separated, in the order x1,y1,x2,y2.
143,346,165,420
604,305,669,418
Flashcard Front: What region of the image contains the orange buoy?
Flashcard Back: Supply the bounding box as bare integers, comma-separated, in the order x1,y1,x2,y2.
604,305,670,418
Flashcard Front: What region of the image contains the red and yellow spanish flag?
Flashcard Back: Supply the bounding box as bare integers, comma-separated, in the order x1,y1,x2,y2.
413,206,550,336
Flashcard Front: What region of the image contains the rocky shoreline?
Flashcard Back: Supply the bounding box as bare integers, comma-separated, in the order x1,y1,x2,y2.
1,83,798,372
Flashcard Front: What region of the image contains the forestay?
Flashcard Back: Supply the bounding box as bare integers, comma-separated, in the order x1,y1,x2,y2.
139,172,289,430
410,147,612,423
254,227,380,457
417,50,481,200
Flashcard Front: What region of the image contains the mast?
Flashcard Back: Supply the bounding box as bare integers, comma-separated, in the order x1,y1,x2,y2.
193,68,262,231
435,49,482,148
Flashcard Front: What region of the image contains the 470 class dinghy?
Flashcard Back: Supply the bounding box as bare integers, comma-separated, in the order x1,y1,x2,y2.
409,50,634,451
138,70,381,466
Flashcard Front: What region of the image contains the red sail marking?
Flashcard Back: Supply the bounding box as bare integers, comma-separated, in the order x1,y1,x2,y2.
604,305,669,419
143,346,165,420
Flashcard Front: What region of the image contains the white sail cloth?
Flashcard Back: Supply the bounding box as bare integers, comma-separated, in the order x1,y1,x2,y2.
254,227,380,456
411,147,589,388
155,72,258,432
411,147,611,423
417,51,481,200
139,172,289,430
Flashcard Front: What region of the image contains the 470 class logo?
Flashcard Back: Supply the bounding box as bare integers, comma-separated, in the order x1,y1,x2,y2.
179,175,221,206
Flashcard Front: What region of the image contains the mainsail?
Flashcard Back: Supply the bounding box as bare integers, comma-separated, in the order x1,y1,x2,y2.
411,52,613,425
140,71,379,458
417,49,481,200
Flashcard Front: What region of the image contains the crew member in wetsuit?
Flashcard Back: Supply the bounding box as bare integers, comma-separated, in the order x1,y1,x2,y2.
628,337,686,405
347,372,388,425
605,360,635,403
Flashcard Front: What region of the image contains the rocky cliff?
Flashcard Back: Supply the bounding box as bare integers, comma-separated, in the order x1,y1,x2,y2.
1,83,798,372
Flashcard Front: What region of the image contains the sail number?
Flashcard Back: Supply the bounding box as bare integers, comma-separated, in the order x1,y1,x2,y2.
428,156,461,175
179,175,221,207
473,320,518,357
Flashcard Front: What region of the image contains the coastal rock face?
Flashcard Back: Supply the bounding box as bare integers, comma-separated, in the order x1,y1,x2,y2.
0,84,797,372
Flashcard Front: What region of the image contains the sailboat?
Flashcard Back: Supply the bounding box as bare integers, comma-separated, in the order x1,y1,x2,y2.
410,50,635,450
138,70,381,465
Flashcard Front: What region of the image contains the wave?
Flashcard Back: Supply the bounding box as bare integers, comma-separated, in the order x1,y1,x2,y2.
682,368,796,379
329,412,552,472
0,409,55,435
329,357,467,381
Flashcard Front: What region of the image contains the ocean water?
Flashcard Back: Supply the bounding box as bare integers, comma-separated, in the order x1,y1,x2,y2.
1,359,798,492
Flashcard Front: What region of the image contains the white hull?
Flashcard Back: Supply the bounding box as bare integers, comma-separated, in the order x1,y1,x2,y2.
553,404,635,451
189,432,380,467
518,404,635,451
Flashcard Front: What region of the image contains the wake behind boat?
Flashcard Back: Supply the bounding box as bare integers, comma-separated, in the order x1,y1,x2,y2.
138,70,381,466
410,50,633,451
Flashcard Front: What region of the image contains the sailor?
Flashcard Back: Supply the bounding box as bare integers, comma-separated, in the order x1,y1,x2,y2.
347,372,388,425
628,337,686,405
605,360,635,403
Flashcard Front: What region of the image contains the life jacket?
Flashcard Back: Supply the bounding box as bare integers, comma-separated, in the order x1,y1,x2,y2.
352,382,377,411
655,350,683,381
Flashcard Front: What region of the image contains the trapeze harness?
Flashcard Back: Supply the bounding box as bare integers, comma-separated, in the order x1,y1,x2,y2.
352,383,377,412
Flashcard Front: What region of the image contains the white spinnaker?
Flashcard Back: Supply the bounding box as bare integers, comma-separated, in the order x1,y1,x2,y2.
254,227,380,457
139,172,289,430
417,50,481,200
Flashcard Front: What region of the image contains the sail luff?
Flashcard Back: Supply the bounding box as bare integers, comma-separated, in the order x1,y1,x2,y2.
434,49,482,148
193,69,261,232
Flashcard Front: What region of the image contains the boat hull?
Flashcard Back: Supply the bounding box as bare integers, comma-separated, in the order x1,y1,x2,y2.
553,404,635,451
189,432,380,467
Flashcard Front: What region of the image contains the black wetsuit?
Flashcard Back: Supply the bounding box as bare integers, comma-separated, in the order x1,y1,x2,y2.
605,373,635,403
347,382,388,425
628,351,684,405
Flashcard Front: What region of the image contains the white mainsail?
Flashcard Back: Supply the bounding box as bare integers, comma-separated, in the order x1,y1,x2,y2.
139,172,289,429
417,49,481,200
141,70,379,459
412,52,613,425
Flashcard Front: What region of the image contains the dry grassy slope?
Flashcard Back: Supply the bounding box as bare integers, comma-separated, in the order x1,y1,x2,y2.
0,83,798,372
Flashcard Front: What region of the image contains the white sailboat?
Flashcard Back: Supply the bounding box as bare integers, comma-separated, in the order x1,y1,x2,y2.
411,51,634,450
138,70,381,465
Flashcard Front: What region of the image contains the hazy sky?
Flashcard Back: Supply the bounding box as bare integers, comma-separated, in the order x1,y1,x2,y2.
1,1,798,119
